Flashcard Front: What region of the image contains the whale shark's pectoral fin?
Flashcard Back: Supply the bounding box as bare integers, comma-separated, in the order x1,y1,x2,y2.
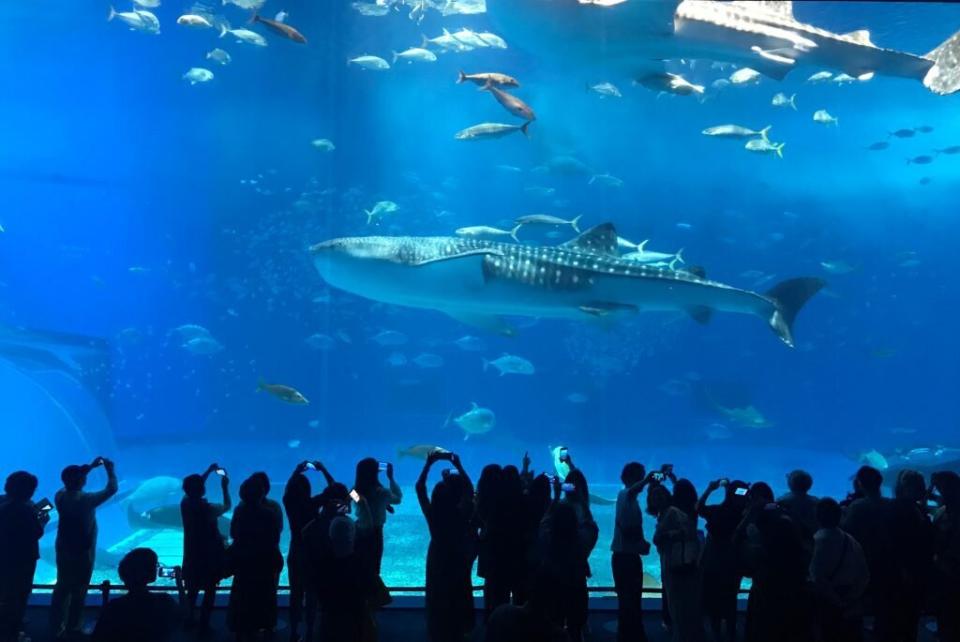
578,301,638,318
410,250,501,290
443,309,516,336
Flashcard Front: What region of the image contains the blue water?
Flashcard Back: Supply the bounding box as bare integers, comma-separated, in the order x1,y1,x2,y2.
2,0,960,590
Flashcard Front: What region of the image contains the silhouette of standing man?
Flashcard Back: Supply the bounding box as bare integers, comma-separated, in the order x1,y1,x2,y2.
50,457,118,639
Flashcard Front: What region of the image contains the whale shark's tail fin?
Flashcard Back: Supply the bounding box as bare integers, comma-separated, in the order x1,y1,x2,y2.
765,278,826,347
924,30,960,95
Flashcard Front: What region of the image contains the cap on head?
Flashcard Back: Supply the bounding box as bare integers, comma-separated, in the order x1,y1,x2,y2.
61,465,87,491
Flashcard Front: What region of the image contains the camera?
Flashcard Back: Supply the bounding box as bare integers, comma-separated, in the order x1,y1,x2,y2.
157,565,178,579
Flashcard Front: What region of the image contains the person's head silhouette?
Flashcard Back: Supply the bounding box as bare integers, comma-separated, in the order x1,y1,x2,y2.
4,471,38,501
854,466,883,496
239,476,266,505
251,471,271,497
182,474,206,500
786,469,813,495
354,458,380,496
118,548,159,591
816,498,842,529
61,465,88,492
621,462,645,486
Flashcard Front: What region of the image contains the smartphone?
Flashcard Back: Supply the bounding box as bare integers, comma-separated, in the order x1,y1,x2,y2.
34,498,53,513
436,451,454,461
378,461,388,472
561,483,576,493
349,489,361,503
559,447,569,462
652,472,665,482
735,487,748,496
157,565,178,579
215,468,227,477
305,462,317,471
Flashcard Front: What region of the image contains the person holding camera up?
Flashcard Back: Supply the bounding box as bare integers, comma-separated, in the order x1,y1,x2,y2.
416,449,477,642
181,463,231,634
611,462,653,642
51,456,118,639
0,471,50,642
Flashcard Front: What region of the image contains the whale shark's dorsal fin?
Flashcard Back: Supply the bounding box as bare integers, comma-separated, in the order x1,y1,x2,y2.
842,29,874,46
732,1,794,19
561,223,619,256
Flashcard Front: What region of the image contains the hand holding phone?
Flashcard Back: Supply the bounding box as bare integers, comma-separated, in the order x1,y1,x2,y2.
652,472,666,482
35,498,53,514
305,461,318,471
215,468,227,477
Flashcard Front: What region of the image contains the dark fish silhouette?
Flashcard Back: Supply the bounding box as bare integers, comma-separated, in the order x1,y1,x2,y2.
890,128,916,138
866,141,889,151
251,12,306,44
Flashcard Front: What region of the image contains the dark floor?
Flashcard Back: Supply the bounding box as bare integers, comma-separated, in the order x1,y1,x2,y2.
19,605,942,642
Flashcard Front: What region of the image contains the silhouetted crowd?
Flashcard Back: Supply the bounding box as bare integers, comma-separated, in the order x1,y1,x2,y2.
0,451,959,642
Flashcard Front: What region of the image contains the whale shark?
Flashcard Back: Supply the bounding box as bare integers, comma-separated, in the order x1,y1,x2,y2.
485,0,960,95
310,223,824,347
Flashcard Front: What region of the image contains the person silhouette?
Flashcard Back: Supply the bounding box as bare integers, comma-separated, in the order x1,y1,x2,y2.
228,476,284,642
611,462,652,642
697,479,749,642
283,460,333,642
540,479,599,642
50,457,118,640
747,505,814,642
485,568,570,642
778,470,819,546
416,450,477,642
90,548,180,642
930,471,960,642
888,470,934,642
353,457,401,608
841,466,895,642
180,464,231,634
0,471,48,642
651,479,705,642
318,514,378,642
810,498,869,642
302,482,351,642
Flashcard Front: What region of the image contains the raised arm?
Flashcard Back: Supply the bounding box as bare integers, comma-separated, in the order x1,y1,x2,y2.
212,473,232,517
386,463,402,504
314,460,336,487
696,479,721,513
416,454,437,517
88,458,119,508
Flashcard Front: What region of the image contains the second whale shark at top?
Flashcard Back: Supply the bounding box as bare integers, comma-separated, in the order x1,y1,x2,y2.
485,0,960,95
311,223,824,348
